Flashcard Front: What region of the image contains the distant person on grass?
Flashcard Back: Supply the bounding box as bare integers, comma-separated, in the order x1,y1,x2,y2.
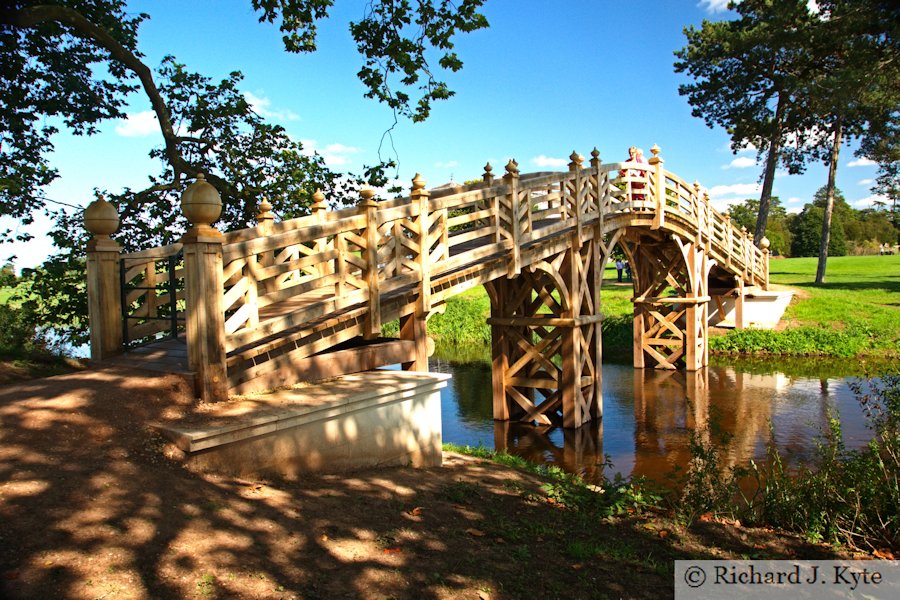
615,258,624,283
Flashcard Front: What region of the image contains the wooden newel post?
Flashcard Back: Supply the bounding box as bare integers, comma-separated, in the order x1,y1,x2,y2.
648,144,665,230
760,236,770,289
400,174,431,371
84,196,123,360
180,173,228,402
568,151,585,245
360,188,381,339
504,159,521,277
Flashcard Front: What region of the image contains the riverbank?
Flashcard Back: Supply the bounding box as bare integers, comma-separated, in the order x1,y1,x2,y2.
395,254,900,360
0,366,860,599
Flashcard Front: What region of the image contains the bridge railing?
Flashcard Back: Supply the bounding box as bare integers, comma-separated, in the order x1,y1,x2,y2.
84,145,769,399
118,243,185,347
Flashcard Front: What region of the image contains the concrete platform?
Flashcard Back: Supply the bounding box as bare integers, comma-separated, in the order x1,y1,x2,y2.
710,288,794,329
153,370,448,479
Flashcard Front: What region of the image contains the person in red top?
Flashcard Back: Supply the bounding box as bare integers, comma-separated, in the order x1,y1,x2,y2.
619,146,648,202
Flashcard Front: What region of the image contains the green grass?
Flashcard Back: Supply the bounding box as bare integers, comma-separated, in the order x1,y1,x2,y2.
393,255,898,360
710,254,899,357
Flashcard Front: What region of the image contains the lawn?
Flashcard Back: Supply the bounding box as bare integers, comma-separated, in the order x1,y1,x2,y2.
416,255,900,359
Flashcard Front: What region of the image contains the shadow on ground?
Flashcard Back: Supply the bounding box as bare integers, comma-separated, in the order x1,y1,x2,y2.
0,367,847,599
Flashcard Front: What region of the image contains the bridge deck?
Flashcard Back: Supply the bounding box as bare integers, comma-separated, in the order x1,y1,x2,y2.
96,149,770,397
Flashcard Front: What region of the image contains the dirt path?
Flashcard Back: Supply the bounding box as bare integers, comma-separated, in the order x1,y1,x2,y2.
0,367,849,599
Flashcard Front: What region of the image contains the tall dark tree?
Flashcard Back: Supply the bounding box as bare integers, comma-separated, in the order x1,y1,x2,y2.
674,0,817,247
803,0,899,283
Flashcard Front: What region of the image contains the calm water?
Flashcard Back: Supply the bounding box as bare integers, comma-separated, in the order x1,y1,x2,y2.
428,350,884,486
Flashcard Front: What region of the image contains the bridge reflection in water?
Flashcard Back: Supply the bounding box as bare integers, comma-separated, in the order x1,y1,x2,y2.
435,357,868,487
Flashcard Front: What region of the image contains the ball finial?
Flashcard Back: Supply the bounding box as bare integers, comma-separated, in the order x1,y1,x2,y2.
412,173,426,191
84,195,119,237
181,173,222,227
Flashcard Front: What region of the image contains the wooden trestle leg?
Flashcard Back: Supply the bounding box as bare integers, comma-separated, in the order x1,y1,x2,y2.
485,241,602,428
622,234,712,372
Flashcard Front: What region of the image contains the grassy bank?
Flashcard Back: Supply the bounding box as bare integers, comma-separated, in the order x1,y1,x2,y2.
396,255,899,360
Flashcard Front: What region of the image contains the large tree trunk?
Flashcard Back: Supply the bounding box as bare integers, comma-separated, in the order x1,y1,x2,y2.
815,120,843,284
754,91,785,246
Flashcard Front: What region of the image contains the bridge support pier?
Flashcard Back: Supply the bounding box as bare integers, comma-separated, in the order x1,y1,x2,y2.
485,240,602,428
622,233,712,371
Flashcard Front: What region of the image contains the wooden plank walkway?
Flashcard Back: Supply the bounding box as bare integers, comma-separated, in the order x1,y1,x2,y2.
90,147,770,404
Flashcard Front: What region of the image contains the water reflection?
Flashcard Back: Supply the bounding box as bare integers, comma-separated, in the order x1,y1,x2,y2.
433,353,877,487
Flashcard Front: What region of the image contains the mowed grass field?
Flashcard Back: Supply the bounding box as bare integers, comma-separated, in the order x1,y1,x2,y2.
416,254,900,358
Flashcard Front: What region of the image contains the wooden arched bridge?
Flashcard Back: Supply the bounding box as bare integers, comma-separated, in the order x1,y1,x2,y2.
85,145,769,428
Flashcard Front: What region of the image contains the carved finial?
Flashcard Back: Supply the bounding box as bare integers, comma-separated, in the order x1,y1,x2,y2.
359,188,377,206
483,162,494,184
84,194,119,238
505,159,519,177
741,226,748,235
568,151,583,171
259,197,273,213
411,173,426,191
650,144,661,158
693,180,701,192
311,189,326,212
760,236,770,251
181,172,222,228
591,147,600,160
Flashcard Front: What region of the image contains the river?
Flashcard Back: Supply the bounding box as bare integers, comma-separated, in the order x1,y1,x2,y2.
428,348,887,487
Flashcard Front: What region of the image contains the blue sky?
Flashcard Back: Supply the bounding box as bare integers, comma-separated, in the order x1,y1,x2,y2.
1,0,884,269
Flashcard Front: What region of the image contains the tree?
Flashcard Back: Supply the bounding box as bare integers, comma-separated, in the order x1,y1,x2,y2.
801,0,899,282
0,0,489,243
727,196,792,256
790,186,850,257
674,0,818,246
0,0,488,345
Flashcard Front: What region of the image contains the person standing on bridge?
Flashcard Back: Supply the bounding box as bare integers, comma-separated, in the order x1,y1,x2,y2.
619,146,648,202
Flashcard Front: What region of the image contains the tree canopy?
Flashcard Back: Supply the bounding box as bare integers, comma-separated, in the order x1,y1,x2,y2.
675,0,900,274
0,0,488,345
0,0,489,246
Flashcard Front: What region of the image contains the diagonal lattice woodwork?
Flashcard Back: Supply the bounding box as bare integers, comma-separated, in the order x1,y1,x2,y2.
485,236,602,428
619,230,713,371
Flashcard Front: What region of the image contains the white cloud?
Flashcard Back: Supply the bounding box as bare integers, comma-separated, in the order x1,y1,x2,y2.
699,0,732,13
858,178,874,186
435,160,459,169
532,155,567,168
786,197,803,205
847,157,877,168
706,182,762,211
722,156,757,169
852,194,889,209
114,110,158,137
299,139,360,166
244,91,300,122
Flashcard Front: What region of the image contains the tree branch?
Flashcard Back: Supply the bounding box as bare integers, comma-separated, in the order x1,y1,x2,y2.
1,5,193,179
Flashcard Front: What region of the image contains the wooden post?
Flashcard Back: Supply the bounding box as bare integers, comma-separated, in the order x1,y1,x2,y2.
256,197,276,292
484,163,502,244
400,174,430,371
311,190,330,276
484,281,511,421
568,151,584,245
760,236,770,289
648,144,665,230
504,160,521,277
180,174,228,402
734,276,745,330
361,187,381,339
84,196,123,360
590,148,603,226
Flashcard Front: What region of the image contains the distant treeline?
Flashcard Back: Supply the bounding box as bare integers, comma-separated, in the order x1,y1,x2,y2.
728,187,897,257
